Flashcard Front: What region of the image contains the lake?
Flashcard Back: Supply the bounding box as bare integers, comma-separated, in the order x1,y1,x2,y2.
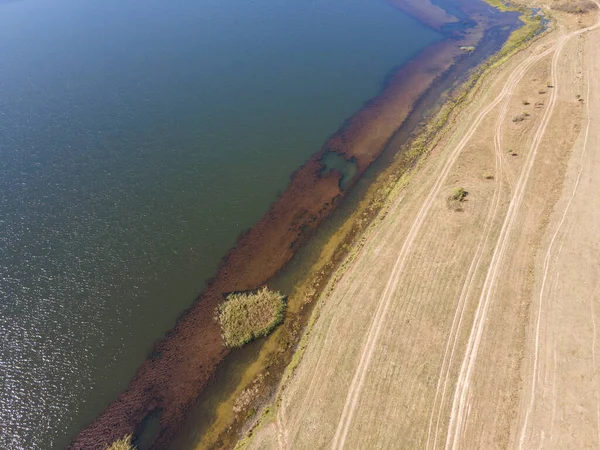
0,0,442,448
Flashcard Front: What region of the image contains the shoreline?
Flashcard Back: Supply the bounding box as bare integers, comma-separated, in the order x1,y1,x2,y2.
182,0,535,444
225,0,600,446
69,2,525,449
230,1,545,448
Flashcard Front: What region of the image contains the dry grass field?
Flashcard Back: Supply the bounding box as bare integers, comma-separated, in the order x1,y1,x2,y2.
235,1,600,449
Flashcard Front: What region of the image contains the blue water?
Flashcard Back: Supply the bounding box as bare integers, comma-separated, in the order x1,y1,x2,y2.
0,0,441,448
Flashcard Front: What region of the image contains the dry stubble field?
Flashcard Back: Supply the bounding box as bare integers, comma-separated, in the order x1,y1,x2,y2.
238,2,600,449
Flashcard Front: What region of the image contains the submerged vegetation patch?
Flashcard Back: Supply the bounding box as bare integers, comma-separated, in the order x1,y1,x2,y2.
217,287,286,348
320,151,359,190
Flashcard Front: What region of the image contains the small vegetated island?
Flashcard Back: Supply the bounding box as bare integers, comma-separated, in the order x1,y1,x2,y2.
216,287,287,348
105,289,287,450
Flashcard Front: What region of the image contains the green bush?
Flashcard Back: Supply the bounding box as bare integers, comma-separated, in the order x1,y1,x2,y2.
217,287,286,348
451,188,469,202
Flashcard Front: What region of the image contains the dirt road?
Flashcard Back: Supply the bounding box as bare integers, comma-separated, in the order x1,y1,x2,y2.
516,9,600,449
240,3,600,449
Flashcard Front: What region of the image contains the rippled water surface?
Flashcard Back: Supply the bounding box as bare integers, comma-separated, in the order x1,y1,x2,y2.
0,0,441,448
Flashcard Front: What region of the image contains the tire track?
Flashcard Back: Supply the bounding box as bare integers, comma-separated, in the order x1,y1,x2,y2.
427,38,559,449
280,183,418,446
446,32,568,450
330,41,556,450
591,284,600,448
276,400,288,450
425,40,527,449
447,11,600,449
518,23,598,448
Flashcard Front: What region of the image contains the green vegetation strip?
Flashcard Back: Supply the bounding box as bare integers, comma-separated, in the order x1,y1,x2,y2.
217,287,286,348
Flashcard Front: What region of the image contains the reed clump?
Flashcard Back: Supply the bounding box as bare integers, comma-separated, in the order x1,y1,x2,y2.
106,435,136,450
217,287,286,348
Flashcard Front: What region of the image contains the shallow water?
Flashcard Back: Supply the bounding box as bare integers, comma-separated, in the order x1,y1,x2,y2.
0,0,441,448
321,152,358,190
172,2,523,446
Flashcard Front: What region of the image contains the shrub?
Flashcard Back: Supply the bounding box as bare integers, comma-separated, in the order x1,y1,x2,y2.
107,435,136,450
216,287,286,348
512,112,530,122
448,187,468,212
451,187,469,202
